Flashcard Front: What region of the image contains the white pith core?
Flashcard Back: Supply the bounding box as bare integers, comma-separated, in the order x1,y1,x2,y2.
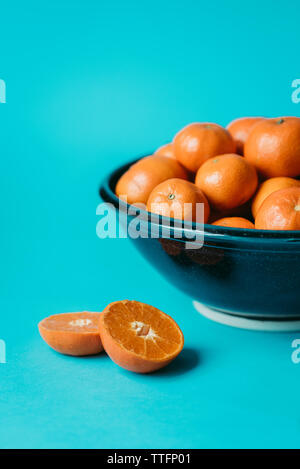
295,205,300,211
69,319,92,327
131,321,158,340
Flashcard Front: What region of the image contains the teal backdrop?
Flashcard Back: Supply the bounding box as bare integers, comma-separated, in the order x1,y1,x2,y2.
1,0,300,449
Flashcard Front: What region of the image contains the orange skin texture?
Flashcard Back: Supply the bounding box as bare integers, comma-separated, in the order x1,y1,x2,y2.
227,117,264,155
244,117,300,178
255,187,300,230
212,217,255,229
147,178,210,223
115,155,188,205
173,123,236,173
195,153,258,211
99,300,184,374
38,312,103,356
252,177,300,218
154,143,175,159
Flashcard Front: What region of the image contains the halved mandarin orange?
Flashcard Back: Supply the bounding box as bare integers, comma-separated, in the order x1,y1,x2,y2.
99,300,184,373
39,312,103,356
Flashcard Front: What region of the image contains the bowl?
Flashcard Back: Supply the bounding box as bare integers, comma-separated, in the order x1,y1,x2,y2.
99,157,300,320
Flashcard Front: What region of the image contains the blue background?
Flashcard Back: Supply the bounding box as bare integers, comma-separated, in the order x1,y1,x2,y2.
1,0,300,449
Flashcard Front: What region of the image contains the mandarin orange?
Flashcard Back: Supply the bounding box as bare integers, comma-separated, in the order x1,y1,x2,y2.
173,123,236,172
212,217,255,229
154,143,175,158
147,178,210,222
227,117,264,154
195,154,258,211
244,117,300,178
115,155,188,205
255,187,300,230
99,300,184,373
39,312,103,356
251,177,300,218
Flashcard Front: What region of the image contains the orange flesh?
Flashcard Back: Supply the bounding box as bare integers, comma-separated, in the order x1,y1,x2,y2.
41,312,100,333
102,301,183,361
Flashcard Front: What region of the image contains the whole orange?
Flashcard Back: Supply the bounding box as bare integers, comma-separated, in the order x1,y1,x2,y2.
255,187,300,230
147,178,210,222
212,217,255,229
252,176,300,218
195,153,258,211
154,143,175,159
244,117,300,178
173,123,236,173
227,117,264,155
115,155,188,205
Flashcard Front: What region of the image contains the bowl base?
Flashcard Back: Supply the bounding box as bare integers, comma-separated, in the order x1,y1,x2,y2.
193,301,300,332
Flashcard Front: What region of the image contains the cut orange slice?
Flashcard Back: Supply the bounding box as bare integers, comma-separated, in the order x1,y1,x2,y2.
99,300,184,373
39,312,103,356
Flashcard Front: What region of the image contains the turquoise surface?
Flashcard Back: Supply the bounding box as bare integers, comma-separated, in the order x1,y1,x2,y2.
1,0,300,449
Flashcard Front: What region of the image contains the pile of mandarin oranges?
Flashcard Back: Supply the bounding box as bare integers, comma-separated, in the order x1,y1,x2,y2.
116,117,300,230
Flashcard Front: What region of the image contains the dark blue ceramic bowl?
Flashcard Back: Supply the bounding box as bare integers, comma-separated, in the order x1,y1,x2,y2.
99,157,300,319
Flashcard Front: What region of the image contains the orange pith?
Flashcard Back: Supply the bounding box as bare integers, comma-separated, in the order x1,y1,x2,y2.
99,300,184,373
41,312,99,332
